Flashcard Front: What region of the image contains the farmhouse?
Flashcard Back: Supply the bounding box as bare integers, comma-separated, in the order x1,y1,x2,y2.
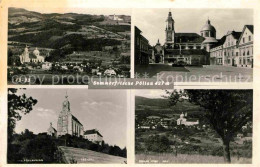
84,129,103,145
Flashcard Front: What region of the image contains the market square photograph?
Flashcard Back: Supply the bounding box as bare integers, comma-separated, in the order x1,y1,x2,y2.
134,9,253,82
7,7,131,85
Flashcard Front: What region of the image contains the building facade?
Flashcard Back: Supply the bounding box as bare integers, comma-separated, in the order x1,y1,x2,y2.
57,93,84,137
134,26,151,65
210,25,253,68
84,129,103,145
20,46,45,64
150,11,218,65
209,36,226,65
222,31,241,66
237,25,254,68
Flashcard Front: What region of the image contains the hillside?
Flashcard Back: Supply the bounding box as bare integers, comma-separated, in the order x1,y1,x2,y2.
135,96,204,118
8,8,130,51
58,146,127,164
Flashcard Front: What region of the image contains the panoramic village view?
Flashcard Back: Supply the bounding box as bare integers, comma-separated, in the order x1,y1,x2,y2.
135,89,252,164
134,9,253,82
7,8,131,85
8,89,127,164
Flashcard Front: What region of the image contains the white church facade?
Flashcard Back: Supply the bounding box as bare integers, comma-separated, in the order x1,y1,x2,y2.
177,112,199,126
20,46,45,64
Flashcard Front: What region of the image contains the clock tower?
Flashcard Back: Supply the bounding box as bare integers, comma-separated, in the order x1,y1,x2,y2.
165,11,175,44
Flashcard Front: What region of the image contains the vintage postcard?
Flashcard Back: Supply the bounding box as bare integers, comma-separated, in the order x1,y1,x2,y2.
0,0,260,167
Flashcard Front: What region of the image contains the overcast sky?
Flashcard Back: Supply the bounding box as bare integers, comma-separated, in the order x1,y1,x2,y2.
134,89,167,98
134,8,253,46
15,89,127,149
19,7,132,16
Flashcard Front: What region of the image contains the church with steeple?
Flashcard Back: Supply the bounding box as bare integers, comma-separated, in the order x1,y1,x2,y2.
57,92,84,137
150,10,218,65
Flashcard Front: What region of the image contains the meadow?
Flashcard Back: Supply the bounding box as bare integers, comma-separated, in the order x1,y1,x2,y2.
136,153,252,164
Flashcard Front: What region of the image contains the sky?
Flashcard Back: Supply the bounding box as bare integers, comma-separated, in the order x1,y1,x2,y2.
134,89,167,99
15,89,127,149
20,7,132,16
134,8,253,46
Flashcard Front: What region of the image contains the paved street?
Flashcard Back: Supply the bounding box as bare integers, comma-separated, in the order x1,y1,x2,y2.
58,146,127,164
135,64,252,82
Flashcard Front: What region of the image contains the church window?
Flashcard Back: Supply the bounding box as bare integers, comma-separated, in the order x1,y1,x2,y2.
249,36,251,41
243,37,245,43
205,31,209,37
247,50,250,55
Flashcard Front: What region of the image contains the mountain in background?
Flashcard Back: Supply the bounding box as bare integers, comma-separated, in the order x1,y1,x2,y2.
135,96,204,118
8,7,131,52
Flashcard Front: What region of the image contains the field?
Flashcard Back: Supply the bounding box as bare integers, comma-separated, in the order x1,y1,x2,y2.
59,146,127,164
136,153,251,164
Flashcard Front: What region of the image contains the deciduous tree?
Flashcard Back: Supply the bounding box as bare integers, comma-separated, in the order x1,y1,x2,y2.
167,90,253,163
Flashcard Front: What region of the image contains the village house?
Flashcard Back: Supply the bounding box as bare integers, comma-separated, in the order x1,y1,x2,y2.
84,129,103,145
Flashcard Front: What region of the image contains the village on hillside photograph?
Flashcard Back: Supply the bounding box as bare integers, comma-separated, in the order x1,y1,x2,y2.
8,88,127,164
135,89,253,164
7,7,131,85
134,9,253,82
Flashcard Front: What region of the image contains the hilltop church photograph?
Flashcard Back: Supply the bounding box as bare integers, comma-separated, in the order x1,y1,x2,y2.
135,89,253,164
7,88,127,164
134,9,253,82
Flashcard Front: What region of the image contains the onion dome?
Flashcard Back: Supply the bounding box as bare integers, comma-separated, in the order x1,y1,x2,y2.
201,19,216,32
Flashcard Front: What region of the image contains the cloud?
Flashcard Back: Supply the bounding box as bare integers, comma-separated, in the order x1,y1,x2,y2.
35,107,55,118
80,100,123,116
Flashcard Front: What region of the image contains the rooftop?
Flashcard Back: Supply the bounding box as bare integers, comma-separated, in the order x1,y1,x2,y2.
84,129,103,137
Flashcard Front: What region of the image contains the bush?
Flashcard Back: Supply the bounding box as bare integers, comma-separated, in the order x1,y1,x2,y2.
145,135,172,153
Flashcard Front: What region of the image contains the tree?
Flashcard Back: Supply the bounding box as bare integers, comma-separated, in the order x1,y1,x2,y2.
167,90,253,163
8,89,38,142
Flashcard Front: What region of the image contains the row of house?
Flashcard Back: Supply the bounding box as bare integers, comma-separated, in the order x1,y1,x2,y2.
210,25,254,68
136,112,199,130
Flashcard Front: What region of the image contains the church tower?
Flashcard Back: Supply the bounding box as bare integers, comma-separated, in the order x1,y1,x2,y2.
165,10,175,44
57,92,71,136
57,91,84,137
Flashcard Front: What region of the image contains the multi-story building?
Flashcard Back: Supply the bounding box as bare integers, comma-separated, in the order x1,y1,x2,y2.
134,26,151,65
222,31,242,66
210,25,253,68
237,25,254,68
209,36,226,65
